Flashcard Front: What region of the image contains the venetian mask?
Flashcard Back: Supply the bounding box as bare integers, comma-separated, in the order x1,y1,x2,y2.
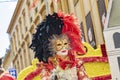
49,34,70,56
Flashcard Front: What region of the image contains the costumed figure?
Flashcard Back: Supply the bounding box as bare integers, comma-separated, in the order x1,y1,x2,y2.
25,12,91,80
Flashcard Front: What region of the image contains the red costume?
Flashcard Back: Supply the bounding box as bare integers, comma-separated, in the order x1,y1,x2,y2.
27,11,91,80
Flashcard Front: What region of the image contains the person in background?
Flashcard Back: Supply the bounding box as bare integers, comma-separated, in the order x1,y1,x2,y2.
0,68,15,80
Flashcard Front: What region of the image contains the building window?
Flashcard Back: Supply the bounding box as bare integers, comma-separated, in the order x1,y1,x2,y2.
23,48,27,67
17,60,19,73
0,58,2,66
26,26,27,32
30,17,32,22
41,0,44,3
113,32,120,48
27,42,32,64
80,22,85,42
20,54,23,70
22,10,26,33
16,26,20,46
19,18,24,39
117,57,120,71
13,33,17,52
22,34,23,38
35,7,38,13
97,0,107,30
26,0,31,26
18,41,20,45
86,12,96,48
74,0,79,6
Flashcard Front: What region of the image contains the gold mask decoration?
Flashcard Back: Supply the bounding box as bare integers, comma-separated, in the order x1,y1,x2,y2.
55,39,69,51
49,34,70,54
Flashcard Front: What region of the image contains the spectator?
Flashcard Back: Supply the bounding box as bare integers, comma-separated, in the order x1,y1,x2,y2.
0,68,15,80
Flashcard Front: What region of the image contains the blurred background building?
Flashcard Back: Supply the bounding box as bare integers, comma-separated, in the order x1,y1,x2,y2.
2,49,13,70
2,0,109,76
0,58,2,68
104,0,120,79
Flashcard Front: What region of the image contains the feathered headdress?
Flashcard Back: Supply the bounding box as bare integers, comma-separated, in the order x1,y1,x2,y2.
30,11,85,62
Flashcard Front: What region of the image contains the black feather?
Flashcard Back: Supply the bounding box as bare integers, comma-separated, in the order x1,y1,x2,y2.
29,13,64,62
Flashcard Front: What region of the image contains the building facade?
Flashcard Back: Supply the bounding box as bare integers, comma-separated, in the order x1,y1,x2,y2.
104,0,120,79
6,0,109,74
2,49,12,70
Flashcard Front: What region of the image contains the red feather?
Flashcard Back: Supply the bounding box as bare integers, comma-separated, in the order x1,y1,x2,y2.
58,11,85,54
